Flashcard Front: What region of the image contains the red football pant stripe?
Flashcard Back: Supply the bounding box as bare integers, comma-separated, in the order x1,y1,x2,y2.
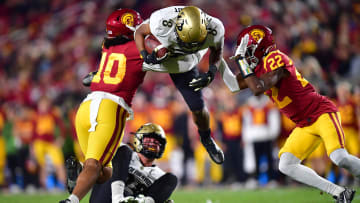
328,113,344,148
99,106,121,164
103,108,126,166
334,112,346,145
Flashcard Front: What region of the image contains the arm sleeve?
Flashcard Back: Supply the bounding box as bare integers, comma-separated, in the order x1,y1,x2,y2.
145,173,178,203
218,58,241,93
111,145,133,182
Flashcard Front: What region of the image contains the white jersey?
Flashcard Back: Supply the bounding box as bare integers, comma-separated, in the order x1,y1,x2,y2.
140,6,241,93
124,150,166,196
142,6,225,73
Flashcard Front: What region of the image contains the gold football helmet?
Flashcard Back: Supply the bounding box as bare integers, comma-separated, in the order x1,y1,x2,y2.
175,6,207,51
133,123,166,159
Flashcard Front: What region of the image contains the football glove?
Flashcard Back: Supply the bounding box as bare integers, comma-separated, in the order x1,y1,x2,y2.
82,71,98,87
189,65,217,91
134,195,155,203
119,196,137,203
140,50,161,65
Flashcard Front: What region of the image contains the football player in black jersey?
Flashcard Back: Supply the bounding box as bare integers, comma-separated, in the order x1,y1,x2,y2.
90,123,177,203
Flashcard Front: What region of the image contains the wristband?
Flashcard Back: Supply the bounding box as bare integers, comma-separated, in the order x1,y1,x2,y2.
140,50,148,59
208,65,217,76
236,58,253,78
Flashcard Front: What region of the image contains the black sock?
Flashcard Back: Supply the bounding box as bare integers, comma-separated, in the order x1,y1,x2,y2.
198,129,211,138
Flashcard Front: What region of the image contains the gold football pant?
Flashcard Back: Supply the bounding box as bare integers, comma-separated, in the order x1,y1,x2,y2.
279,112,345,160
75,99,127,167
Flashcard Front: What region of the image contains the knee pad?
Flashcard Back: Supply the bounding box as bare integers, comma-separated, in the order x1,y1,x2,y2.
278,152,301,174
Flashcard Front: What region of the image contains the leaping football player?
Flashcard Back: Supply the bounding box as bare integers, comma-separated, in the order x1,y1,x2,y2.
59,8,146,203
134,6,240,164
231,25,360,203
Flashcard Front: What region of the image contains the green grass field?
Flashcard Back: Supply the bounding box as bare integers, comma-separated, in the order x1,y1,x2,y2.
1,187,359,203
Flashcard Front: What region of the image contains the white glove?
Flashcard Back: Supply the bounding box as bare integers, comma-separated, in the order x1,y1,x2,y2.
119,196,136,203
230,34,249,60
231,34,253,78
134,195,155,203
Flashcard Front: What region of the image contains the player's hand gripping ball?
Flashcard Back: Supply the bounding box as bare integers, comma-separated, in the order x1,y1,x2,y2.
142,35,169,63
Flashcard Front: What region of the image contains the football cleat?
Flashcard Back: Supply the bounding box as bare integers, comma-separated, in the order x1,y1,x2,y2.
200,134,224,164
334,187,356,203
59,199,71,203
65,156,83,194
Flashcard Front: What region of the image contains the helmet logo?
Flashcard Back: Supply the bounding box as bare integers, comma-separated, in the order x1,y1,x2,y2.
121,13,134,27
250,29,265,43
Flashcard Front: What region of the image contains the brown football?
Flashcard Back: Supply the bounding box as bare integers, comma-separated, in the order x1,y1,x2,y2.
144,35,169,59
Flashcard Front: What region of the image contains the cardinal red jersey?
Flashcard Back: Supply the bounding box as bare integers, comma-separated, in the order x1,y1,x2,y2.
254,50,337,127
219,108,242,141
337,100,358,129
90,41,145,107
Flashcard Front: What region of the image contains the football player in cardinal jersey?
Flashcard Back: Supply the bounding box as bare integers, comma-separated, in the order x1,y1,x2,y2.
90,123,177,203
59,8,145,203
231,25,360,202
134,6,242,165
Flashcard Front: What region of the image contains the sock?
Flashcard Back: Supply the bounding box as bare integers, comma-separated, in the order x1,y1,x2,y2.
68,194,79,203
330,148,360,177
279,152,345,197
111,180,125,202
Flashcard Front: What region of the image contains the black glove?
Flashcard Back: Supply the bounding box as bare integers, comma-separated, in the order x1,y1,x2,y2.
188,65,217,91
140,50,161,64
82,71,98,87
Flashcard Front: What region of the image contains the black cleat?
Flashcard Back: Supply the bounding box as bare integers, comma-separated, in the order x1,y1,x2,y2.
334,187,356,203
200,135,224,164
65,156,82,194
59,199,71,203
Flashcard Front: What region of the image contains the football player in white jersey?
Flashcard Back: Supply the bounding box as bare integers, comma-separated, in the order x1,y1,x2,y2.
90,123,177,203
135,6,239,164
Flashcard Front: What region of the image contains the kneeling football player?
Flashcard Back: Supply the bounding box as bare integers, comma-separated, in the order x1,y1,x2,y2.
90,123,177,203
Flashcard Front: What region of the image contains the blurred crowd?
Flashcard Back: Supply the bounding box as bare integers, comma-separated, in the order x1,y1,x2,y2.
1,0,360,194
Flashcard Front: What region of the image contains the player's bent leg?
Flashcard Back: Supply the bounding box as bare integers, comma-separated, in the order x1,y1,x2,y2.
72,158,102,201
194,109,224,164
192,108,210,130
169,70,224,164
279,152,345,197
96,166,112,184
330,148,360,178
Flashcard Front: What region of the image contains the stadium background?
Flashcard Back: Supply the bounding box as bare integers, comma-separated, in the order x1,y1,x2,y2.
1,0,360,202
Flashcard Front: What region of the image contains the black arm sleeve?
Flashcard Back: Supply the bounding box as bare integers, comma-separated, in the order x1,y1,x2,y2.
111,145,133,182
145,173,178,203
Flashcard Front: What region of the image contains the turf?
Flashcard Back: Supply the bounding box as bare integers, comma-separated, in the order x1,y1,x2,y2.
0,187,359,203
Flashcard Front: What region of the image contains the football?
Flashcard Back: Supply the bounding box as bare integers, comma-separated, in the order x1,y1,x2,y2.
144,35,169,60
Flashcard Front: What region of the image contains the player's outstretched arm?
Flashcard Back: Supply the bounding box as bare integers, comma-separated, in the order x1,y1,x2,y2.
245,68,290,96
236,73,248,90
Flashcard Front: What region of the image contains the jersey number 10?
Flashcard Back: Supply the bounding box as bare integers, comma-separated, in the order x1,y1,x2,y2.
92,52,126,85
